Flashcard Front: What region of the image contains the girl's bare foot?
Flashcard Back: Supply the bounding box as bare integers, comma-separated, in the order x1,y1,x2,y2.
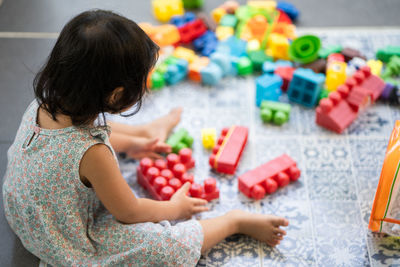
144,107,183,142
228,210,289,247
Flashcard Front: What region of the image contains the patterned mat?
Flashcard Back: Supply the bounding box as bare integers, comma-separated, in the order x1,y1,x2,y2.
109,29,400,267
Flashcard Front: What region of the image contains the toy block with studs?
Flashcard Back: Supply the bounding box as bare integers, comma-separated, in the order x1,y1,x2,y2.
152,0,184,23
238,154,301,200
209,126,248,175
166,128,194,153
260,100,291,125
178,19,207,44
137,149,219,201
201,128,216,149
255,73,283,106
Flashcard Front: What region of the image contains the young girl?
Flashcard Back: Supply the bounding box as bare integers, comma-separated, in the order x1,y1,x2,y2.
2,10,289,266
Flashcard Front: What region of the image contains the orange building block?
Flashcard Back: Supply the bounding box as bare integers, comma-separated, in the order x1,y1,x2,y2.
189,57,210,82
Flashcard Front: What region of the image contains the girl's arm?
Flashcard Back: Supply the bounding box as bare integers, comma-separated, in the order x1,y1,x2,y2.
79,144,208,224
108,121,148,136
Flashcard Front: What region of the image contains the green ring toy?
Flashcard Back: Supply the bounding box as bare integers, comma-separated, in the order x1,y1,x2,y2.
289,35,321,64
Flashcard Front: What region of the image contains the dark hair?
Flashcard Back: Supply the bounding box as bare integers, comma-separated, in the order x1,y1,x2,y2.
34,10,159,126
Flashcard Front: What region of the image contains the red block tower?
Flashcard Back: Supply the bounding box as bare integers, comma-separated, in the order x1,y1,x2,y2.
209,126,249,175
316,66,385,133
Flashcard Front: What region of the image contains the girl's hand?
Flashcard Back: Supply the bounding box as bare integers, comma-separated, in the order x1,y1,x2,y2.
126,137,171,160
170,182,209,220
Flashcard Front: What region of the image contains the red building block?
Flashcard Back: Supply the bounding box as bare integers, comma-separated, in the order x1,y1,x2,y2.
238,154,301,200
209,126,249,175
137,150,219,201
178,19,207,44
316,66,385,133
274,66,295,92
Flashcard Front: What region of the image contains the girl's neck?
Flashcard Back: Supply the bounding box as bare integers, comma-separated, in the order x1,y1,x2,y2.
37,106,74,130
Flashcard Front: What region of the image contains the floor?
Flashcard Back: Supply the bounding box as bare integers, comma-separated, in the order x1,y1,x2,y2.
1,0,400,266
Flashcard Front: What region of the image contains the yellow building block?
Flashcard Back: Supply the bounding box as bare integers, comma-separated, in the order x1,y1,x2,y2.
173,47,198,63
152,0,184,23
211,7,226,23
325,61,347,92
201,128,216,149
216,26,234,40
267,33,289,60
247,1,277,11
367,59,383,76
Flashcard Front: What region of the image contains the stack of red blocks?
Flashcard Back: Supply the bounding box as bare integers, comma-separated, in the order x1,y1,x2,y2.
137,148,219,201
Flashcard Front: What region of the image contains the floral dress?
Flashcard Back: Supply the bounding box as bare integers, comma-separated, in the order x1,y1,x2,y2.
2,100,203,266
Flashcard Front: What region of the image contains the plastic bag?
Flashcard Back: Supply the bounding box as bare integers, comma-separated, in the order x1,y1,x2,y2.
369,120,400,235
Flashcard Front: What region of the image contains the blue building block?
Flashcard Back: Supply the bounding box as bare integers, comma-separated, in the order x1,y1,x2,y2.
277,1,300,21
210,52,233,76
221,36,247,57
193,31,218,56
170,12,196,27
262,60,293,74
255,74,283,106
201,62,223,86
164,59,188,85
287,68,325,107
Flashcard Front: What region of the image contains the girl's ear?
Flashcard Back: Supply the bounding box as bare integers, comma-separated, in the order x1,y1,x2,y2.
109,87,124,105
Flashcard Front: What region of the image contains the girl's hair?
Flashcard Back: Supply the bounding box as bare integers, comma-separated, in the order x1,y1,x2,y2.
34,10,159,126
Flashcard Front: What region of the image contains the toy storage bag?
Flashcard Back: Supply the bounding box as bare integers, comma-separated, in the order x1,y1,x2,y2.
369,120,400,235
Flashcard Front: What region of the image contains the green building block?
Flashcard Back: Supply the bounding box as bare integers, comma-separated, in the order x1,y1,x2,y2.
220,14,238,28
182,0,203,9
166,128,194,153
289,35,321,64
382,56,400,79
318,88,330,102
237,57,253,76
260,100,291,125
248,50,273,72
318,45,342,59
376,46,400,63
151,71,165,90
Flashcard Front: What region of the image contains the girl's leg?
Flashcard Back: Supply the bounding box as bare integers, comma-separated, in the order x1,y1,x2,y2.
199,210,289,254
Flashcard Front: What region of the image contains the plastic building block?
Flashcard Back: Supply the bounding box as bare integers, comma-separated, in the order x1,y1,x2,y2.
236,57,253,76
325,61,347,92
289,35,321,64
164,58,188,85
262,60,292,74
215,26,234,41
210,52,232,76
220,1,240,14
201,128,216,149
316,66,385,133
256,73,283,106
209,126,248,175
367,59,383,76
318,44,342,59
274,66,294,92
170,12,196,27
380,83,396,101
277,1,300,21
327,53,345,63
247,39,261,52
197,12,217,31
188,56,209,82
173,46,198,63
182,0,203,9
137,150,219,201
301,58,327,74
277,9,292,24
193,30,218,56
266,33,290,60
319,88,330,101
211,7,226,23
348,57,367,70
376,46,400,63
382,56,400,80
248,1,277,11
238,154,301,200
341,47,366,62
140,23,180,47
260,100,291,125
220,14,238,28
221,36,248,57
178,19,207,44
151,71,165,90
166,128,194,153
152,0,184,23
287,68,325,107
201,62,223,85
248,50,272,72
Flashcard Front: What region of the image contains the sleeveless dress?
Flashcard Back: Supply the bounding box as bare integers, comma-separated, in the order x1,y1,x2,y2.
2,100,203,266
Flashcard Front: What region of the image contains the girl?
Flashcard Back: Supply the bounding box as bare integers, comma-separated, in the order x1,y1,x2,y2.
2,10,289,266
